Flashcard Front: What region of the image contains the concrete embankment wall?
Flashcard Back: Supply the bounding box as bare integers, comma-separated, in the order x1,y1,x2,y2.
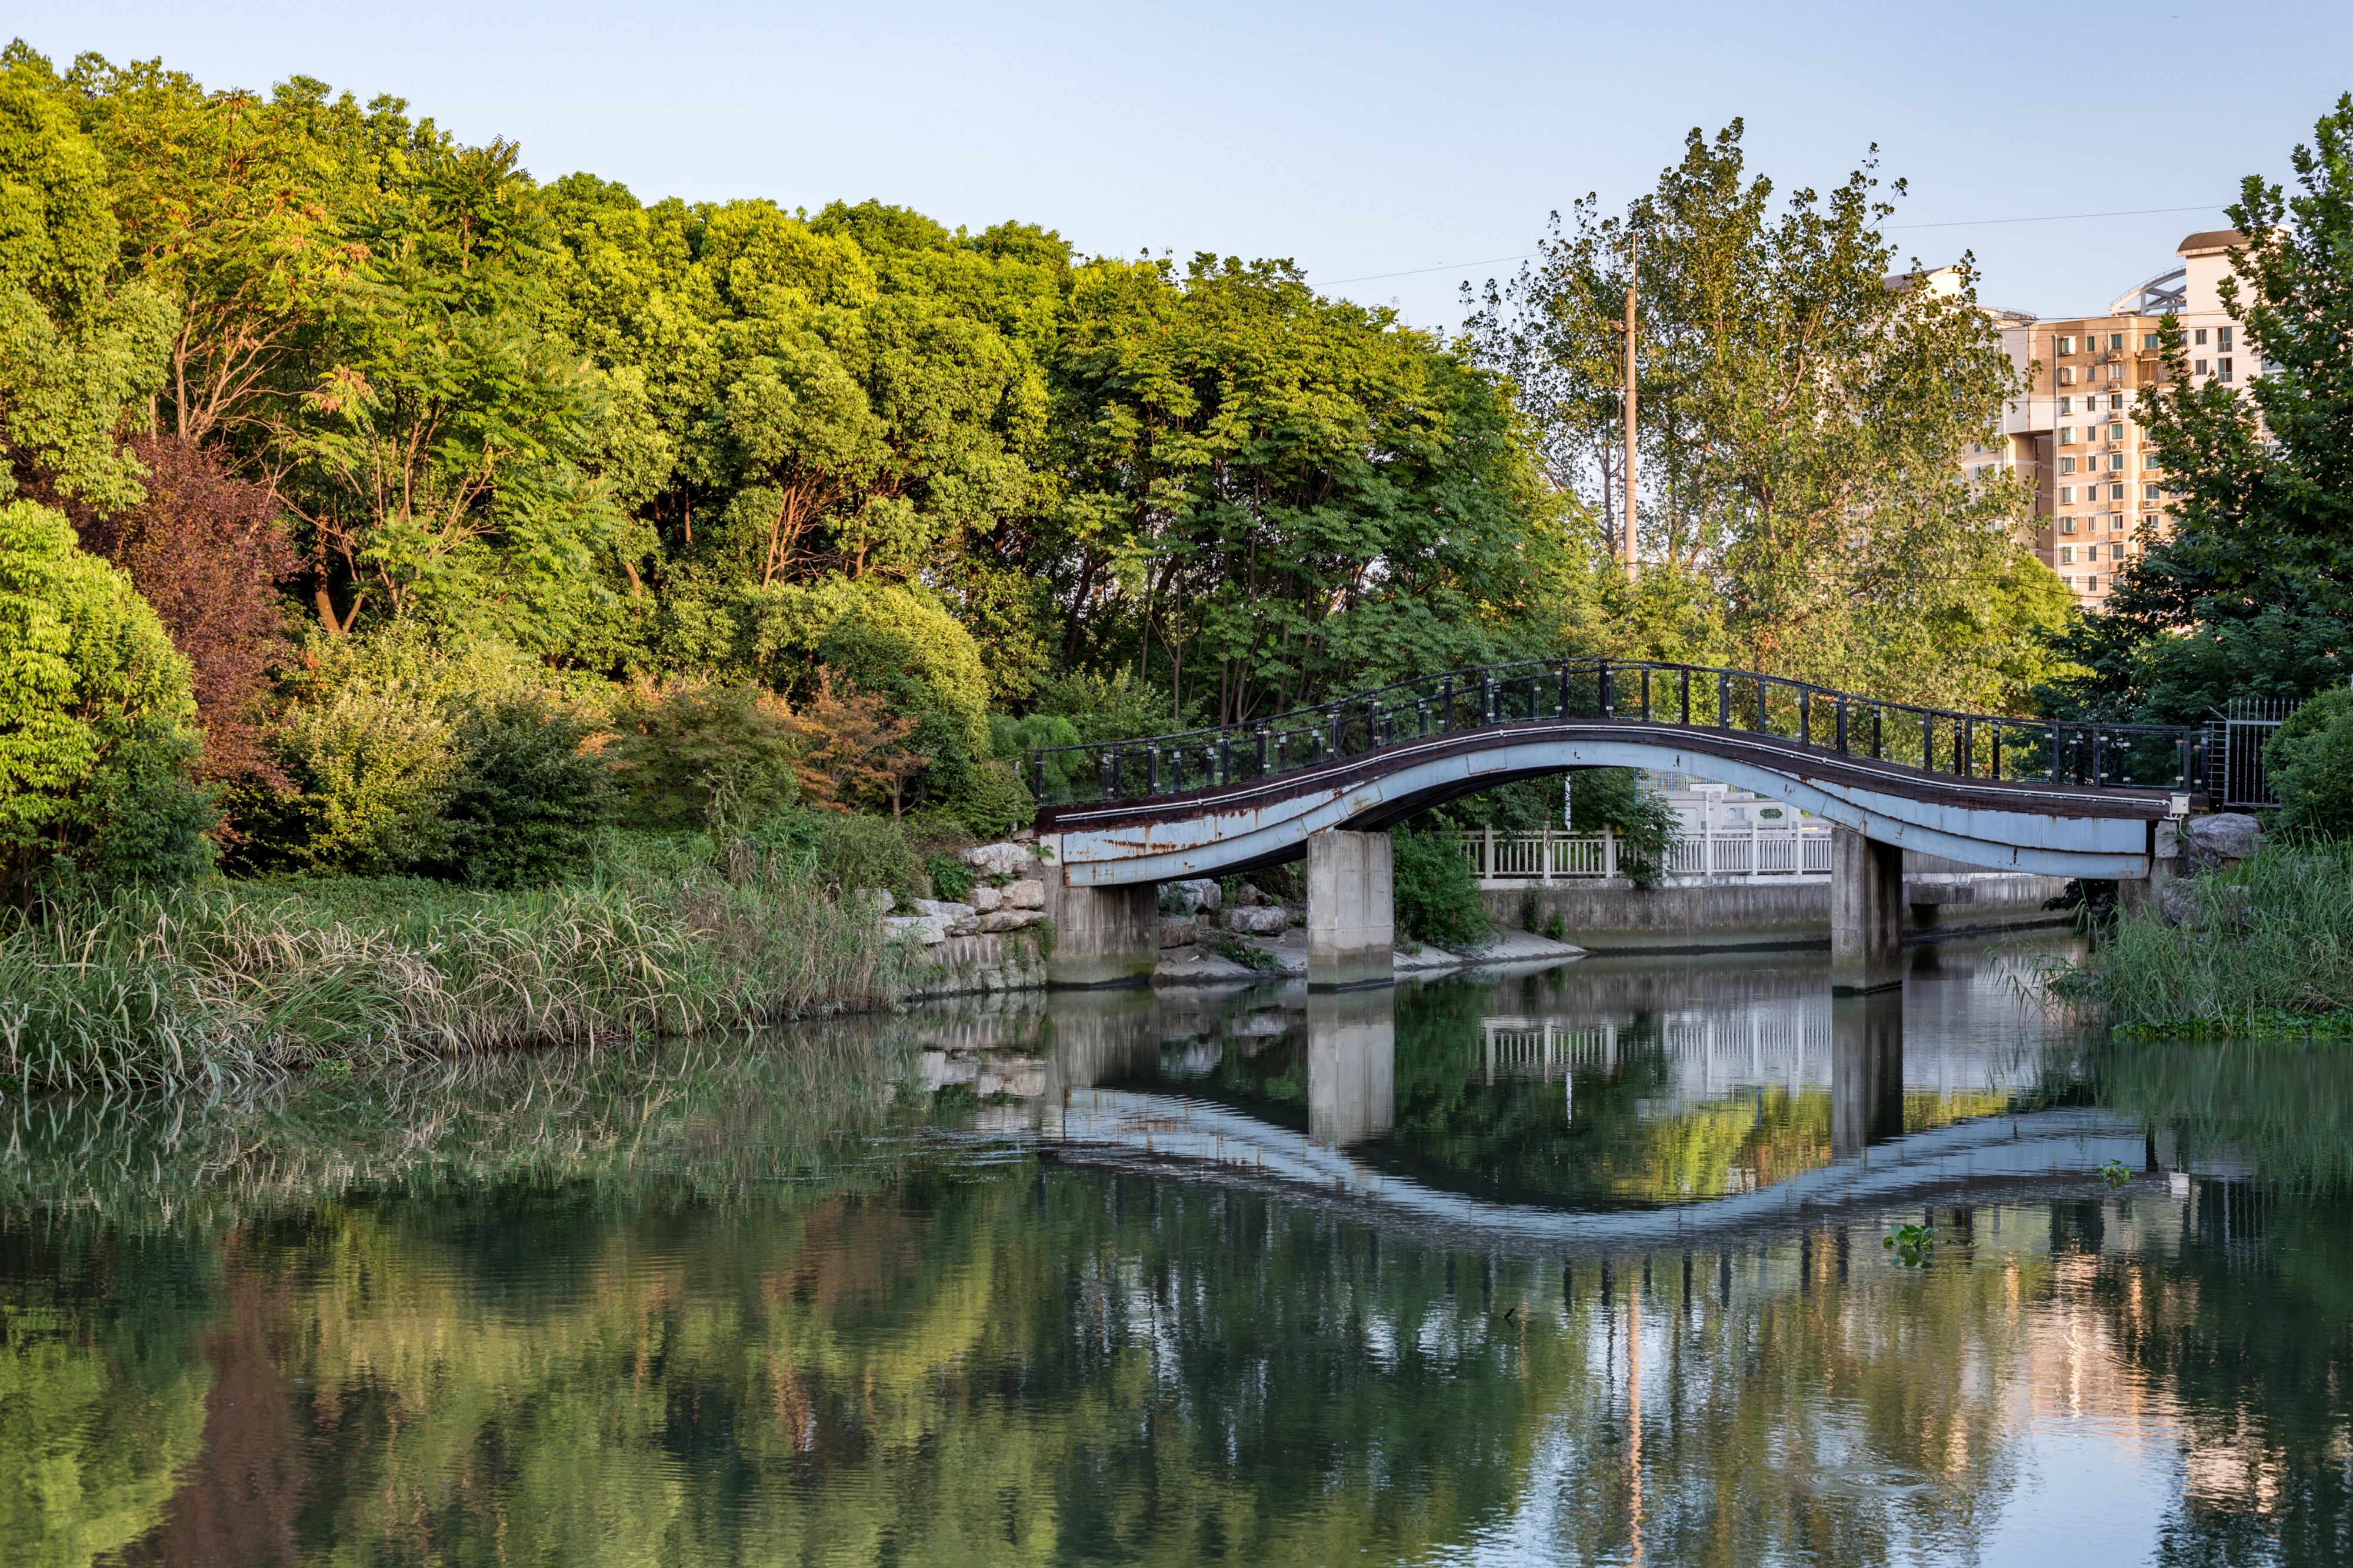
1487,854,2074,955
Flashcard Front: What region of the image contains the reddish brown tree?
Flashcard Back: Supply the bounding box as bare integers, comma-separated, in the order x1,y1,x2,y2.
79,433,299,789
787,672,929,818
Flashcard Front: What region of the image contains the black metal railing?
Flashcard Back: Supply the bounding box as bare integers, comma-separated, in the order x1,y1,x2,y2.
1029,658,2204,808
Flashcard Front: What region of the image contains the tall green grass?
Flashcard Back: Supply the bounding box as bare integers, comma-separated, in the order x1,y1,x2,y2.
0,839,914,1093
2059,840,2353,1035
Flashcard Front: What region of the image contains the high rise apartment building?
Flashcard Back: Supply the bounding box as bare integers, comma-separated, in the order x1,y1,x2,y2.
1960,231,2251,603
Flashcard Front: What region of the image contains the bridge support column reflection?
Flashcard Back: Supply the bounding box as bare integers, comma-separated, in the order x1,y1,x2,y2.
1308,989,1395,1147
1831,989,1905,1158
1039,987,1161,1123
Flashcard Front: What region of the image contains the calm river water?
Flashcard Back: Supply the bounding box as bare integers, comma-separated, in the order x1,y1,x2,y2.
6,932,2352,1566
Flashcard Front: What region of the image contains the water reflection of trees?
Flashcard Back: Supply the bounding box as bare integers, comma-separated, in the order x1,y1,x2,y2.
4,1007,2351,1564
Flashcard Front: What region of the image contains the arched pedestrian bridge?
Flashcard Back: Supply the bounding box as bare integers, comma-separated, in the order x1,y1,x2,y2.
1026,658,2202,993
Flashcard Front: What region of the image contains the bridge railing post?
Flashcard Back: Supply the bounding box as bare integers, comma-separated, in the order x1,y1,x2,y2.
1481,676,1494,726
1679,668,1691,726
1835,696,1849,754
1367,696,1381,752
1798,686,1811,748
1034,752,1048,802
1439,676,1453,735
1718,670,1731,729
1599,659,1614,720
1558,661,1572,722
1103,747,1119,800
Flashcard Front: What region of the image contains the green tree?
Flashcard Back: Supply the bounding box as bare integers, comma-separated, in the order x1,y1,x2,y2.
2267,686,2353,839
0,46,174,508
1047,255,1578,723
1466,121,2048,709
0,501,213,898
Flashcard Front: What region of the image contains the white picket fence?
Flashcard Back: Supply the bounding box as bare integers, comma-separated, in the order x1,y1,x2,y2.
1453,823,1833,885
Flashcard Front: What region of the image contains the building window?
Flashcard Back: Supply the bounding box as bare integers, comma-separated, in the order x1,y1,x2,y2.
2057,486,2074,503
2057,335,2075,354
2060,546,2075,563
2109,423,2125,441
2218,326,2233,351
2109,333,2125,351
2060,457,2077,475
2058,396,2073,415
2059,426,2075,445
2144,454,2161,469
2219,357,2234,382
2111,392,2127,410
2195,359,2208,375
2110,454,2126,471
2144,482,2161,499
2195,328,2208,345
2111,482,2126,500
2058,367,2075,385
2109,363,2124,381
2089,575,2101,592
2142,332,2161,350
2060,516,2077,533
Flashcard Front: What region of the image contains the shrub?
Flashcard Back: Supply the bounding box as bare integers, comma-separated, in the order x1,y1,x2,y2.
606,681,801,833
1393,826,1489,950
429,700,615,888
925,852,975,903
1570,768,1683,887
952,758,1034,839
242,679,458,875
747,809,927,904
0,501,215,901
1201,927,1282,972
2269,687,2353,839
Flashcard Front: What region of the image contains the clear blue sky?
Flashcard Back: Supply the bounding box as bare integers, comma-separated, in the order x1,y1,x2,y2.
17,1,2351,332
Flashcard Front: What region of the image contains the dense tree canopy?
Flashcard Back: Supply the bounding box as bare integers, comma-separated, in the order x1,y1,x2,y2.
0,36,2200,882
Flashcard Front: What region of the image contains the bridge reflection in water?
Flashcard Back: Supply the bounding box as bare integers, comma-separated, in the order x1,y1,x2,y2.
1020,942,2110,1239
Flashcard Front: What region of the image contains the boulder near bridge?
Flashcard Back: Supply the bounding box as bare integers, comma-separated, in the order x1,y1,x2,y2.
1026,658,2202,992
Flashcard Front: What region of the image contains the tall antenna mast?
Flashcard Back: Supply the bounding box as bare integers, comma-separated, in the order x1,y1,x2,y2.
1623,232,1640,583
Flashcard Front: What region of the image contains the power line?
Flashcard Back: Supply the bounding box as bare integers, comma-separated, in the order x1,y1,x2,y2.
1324,203,2226,288
1888,202,2221,232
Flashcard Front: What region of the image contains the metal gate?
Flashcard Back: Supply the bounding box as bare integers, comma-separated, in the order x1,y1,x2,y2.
2205,698,2298,809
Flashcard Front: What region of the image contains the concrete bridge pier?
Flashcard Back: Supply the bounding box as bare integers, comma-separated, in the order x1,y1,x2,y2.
1307,829,1395,989
1830,827,1905,995
1039,841,1159,987
1831,989,1905,1159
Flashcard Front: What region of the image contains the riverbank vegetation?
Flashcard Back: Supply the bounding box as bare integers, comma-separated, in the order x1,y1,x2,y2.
0,830,916,1092
2059,842,2353,1037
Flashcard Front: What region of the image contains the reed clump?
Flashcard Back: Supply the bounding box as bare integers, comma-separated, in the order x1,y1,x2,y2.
2059,840,2353,1036
0,839,915,1094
